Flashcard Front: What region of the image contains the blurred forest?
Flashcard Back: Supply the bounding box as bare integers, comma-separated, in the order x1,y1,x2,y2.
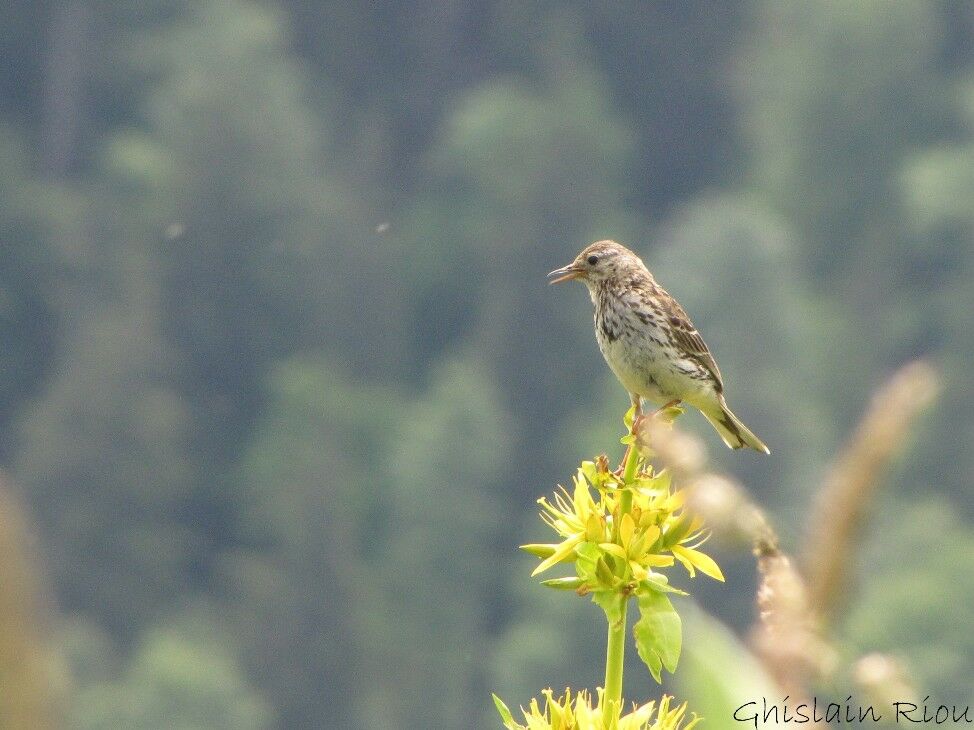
1,1,973,727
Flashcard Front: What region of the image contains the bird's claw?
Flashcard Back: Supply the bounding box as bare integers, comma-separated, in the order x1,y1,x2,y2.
631,412,649,437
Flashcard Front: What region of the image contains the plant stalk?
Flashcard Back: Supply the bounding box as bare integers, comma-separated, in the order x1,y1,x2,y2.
602,593,629,726
603,439,640,725
619,438,640,514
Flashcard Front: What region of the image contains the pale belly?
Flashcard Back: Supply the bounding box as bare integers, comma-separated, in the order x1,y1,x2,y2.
599,333,715,408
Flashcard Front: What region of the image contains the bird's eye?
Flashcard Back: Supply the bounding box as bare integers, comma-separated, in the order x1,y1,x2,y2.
587,255,599,266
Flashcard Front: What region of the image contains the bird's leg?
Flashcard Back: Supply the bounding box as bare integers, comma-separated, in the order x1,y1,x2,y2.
629,393,643,426
632,398,679,436
653,399,681,416
619,399,682,473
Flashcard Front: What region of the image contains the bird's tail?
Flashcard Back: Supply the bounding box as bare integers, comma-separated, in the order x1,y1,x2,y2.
701,399,770,454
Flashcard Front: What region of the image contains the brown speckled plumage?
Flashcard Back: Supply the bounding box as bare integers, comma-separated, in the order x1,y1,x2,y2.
548,240,769,454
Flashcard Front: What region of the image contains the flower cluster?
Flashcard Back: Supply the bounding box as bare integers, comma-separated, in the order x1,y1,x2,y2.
493,689,701,730
522,457,724,596
495,407,715,727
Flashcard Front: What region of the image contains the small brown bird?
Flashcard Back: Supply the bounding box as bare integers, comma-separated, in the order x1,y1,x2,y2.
548,240,769,453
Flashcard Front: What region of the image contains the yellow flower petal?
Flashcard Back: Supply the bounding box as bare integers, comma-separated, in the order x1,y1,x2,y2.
573,479,592,521
672,545,725,582
640,553,675,568
619,513,636,547
598,543,629,560
586,512,605,542
531,533,584,576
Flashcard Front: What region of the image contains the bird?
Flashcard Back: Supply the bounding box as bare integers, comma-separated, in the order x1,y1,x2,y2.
547,239,770,454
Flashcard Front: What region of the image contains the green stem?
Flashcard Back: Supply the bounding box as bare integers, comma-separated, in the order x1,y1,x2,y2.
603,439,640,725
602,593,628,726
620,435,640,513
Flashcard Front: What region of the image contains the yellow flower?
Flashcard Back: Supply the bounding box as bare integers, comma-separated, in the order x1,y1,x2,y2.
493,689,701,730
522,457,724,592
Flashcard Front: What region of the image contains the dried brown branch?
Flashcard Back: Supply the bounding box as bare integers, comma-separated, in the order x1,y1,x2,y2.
749,547,835,698
638,359,939,702
640,420,832,697
802,360,940,621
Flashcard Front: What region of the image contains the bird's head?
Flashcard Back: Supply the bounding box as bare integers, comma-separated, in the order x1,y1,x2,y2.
547,240,645,288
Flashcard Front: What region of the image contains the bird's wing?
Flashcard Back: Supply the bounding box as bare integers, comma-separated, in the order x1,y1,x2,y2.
662,293,724,391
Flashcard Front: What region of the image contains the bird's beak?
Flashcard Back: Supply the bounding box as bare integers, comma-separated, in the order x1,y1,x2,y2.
547,263,584,284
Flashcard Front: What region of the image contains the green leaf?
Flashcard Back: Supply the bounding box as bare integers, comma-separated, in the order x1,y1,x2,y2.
658,404,685,422
673,604,780,727
492,694,516,728
641,575,688,596
596,557,616,587
624,404,637,429
598,542,629,560
633,591,682,683
580,460,599,484
592,589,626,625
576,542,601,560
540,576,585,590
663,514,691,547
575,542,600,584
636,469,670,492
520,543,557,558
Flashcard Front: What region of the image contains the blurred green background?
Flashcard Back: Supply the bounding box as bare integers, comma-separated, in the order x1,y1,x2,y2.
0,1,972,727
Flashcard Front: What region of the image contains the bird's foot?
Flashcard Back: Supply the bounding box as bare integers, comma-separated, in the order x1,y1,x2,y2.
616,411,646,474
654,399,682,415
618,401,683,472
632,400,679,435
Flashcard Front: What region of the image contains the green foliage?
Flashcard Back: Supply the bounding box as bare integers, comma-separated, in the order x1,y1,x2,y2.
844,498,974,705
0,1,970,726
738,0,948,267
15,291,196,636
368,358,512,728
230,356,512,727
672,605,780,726
896,82,974,507
133,0,338,464
70,627,273,730
0,127,58,454
633,592,681,684
227,359,396,728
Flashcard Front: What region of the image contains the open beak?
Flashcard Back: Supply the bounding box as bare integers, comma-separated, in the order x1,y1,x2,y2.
547,263,584,284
